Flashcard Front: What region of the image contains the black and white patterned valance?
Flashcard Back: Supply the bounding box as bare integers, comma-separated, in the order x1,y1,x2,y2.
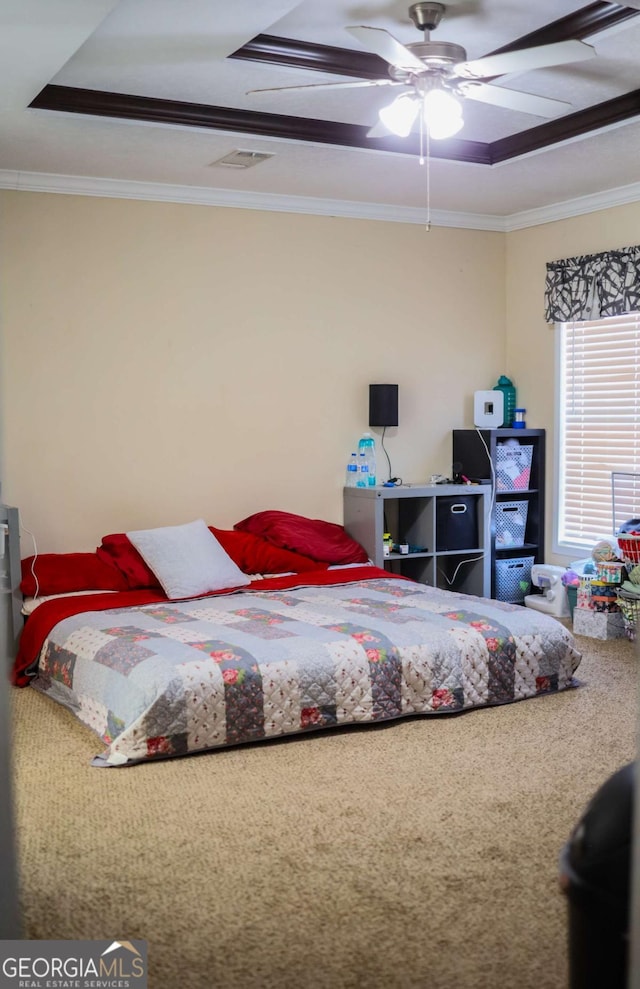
544,244,640,323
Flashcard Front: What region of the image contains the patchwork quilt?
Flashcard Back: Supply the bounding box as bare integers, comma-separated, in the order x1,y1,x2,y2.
17,568,581,766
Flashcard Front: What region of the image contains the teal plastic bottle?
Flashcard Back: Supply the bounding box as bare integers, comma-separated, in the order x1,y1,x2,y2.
493,376,516,428
358,432,377,486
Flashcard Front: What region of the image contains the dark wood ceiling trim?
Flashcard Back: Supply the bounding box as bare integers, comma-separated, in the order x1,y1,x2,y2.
30,84,492,164
487,3,640,55
230,4,639,79
30,81,640,167
28,4,640,176
229,33,388,80
30,85,370,146
222,4,640,160
491,87,640,163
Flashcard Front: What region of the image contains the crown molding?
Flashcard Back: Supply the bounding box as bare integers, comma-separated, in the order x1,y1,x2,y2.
1,168,639,232
504,179,640,230
0,169,504,229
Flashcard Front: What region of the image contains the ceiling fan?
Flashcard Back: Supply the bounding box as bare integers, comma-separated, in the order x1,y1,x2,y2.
248,2,597,140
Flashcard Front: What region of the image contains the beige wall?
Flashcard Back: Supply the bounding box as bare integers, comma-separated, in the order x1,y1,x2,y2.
0,191,505,553
505,201,640,562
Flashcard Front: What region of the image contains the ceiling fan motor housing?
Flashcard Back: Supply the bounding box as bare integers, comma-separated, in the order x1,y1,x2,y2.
408,40,467,67
402,4,467,74
388,40,467,82
409,2,445,33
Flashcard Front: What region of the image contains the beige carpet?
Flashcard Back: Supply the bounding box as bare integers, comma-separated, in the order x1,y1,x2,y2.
10,628,638,989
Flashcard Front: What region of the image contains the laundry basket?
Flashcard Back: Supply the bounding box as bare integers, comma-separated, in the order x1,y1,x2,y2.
616,589,640,642
617,534,640,569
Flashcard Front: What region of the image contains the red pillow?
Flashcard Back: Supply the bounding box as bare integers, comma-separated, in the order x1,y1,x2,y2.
234,511,368,565
209,527,325,575
20,552,129,597
97,529,326,589
97,534,161,589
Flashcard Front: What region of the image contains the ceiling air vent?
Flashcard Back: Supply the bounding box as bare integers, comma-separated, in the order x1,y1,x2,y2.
210,150,274,169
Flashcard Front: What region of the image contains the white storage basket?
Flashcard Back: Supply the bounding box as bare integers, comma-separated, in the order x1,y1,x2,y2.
496,444,533,491
495,501,528,549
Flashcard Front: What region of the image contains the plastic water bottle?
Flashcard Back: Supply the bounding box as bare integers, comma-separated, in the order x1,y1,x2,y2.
493,375,516,428
356,452,369,487
358,432,377,486
345,452,358,487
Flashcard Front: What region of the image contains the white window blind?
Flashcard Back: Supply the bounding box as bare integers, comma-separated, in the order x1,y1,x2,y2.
557,313,640,552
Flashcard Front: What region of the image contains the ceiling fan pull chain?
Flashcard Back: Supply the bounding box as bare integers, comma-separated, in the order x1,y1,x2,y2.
421,105,431,232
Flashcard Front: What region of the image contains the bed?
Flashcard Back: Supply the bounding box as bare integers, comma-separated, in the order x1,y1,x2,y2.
12,513,582,767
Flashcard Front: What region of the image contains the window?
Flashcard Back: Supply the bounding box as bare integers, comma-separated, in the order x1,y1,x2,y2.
555,313,640,554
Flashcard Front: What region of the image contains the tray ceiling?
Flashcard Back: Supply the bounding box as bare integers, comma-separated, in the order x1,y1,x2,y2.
2,0,640,226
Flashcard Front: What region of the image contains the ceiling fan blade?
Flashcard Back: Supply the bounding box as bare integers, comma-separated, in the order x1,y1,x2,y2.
247,78,400,96
366,119,394,138
454,39,595,80
461,81,571,118
346,25,426,72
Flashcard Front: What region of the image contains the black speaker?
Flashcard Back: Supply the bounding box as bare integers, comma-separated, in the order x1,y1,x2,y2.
369,384,399,427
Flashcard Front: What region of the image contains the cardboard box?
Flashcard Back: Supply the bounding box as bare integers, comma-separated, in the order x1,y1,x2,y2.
573,609,625,640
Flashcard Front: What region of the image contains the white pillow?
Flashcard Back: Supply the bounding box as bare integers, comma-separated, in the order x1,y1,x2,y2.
127,519,251,600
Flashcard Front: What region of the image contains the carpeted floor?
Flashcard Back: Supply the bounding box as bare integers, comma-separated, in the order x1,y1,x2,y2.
9,628,638,989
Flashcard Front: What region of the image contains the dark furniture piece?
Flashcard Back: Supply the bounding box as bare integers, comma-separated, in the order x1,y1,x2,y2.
560,761,634,989
452,429,546,600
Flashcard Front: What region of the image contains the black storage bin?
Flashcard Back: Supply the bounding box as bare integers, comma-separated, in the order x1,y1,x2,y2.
559,761,634,989
436,496,478,551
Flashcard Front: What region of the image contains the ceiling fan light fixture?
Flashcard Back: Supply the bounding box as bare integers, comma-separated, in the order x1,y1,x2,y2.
423,88,463,139
378,93,420,137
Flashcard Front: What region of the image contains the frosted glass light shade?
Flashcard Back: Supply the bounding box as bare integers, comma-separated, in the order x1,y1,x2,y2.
378,94,420,137
423,89,463,139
